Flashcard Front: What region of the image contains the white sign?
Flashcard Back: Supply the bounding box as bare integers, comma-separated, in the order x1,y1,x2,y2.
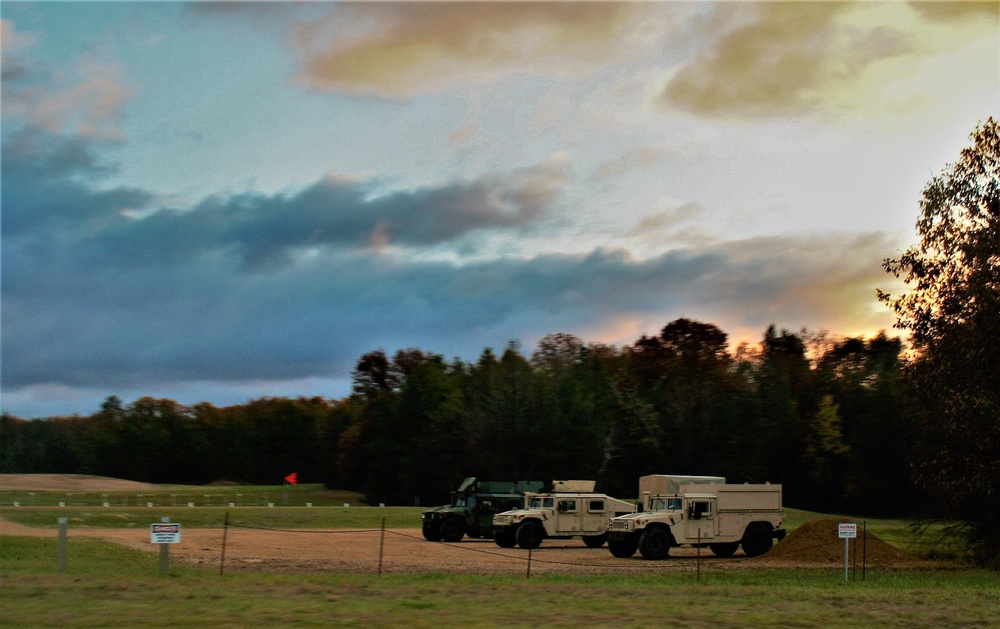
150,523,182,544
838,523,857,539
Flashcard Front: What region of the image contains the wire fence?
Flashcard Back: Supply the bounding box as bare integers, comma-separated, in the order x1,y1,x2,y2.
29,512,993,579
214,516,979,580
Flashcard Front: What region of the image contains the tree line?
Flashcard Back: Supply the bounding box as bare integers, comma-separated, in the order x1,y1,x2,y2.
0,321,916,516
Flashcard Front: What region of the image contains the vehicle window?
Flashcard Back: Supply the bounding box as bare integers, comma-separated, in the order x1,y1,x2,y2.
544,498,555,508
588,500,605,512
558,499,576,512
689,501,711,519
530,498,542,508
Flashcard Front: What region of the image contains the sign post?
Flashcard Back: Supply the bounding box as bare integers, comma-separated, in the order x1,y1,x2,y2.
838,522,857,582
57,517,68,572
150,517,181,573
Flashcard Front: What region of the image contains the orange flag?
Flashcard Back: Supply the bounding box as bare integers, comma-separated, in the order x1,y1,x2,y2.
284,472,298,485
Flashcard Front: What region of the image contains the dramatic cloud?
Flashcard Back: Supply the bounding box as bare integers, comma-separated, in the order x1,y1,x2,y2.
4,2,989,417
293,2,646,96
2,126,901,398
663,2,999,119
4,130,567,271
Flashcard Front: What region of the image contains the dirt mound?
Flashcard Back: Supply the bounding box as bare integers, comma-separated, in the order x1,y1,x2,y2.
0,474,159,492
757,518,922,567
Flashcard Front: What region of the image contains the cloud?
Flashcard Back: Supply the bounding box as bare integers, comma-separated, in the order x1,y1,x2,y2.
292,2,645,96
2,19,135,139
3,127,901,392
662,2,998,120
1,130,153,237
592,146,665,181
4,228,901,391
628,202,705,237
1,18,36,81
4,129,568,272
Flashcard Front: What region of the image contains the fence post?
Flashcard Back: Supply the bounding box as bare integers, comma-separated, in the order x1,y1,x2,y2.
696,528,701,582
526,547,532,580
219,511,229,576
378,517,386,576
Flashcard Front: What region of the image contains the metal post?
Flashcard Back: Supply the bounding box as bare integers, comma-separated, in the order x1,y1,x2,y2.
696,528,701,582
862,521,867,582
57,517,68,572
378,517,386,576
159,516,170,573
526,547,533,580
843,537,849,583
219,511,229,576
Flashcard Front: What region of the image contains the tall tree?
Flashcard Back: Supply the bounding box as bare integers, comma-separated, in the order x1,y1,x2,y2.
880,117,1000,562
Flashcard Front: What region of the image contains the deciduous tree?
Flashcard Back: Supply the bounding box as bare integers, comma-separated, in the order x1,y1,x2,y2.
880,117,1000,562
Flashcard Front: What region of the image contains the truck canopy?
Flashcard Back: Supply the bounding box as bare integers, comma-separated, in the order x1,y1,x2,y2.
639,475,726,497
552,480,596,492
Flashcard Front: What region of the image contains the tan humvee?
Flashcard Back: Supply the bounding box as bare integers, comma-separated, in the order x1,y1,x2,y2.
492,480,635,549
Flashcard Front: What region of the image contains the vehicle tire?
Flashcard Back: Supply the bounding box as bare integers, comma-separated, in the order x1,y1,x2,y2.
608,534,639,558
583,533,608,548
494,528,516,548
515,521,544,549
638,528,673,560
709,542,739,557
422,524,442,542
741,527,773,557
440,518,466,543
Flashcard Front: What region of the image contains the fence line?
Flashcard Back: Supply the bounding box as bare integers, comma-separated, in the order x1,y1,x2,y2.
217,516,935,578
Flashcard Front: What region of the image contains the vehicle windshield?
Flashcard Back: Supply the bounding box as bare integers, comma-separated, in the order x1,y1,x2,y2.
650,497,683,511
454,496,467,507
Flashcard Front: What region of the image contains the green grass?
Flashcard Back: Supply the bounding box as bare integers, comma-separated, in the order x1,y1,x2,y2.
2,536,998,628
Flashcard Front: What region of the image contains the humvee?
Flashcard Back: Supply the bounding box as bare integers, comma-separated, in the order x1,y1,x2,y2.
492,480,635,549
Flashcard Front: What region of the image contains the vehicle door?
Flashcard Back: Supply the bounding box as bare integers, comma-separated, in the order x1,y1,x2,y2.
686,497,717,540
555,497,581,533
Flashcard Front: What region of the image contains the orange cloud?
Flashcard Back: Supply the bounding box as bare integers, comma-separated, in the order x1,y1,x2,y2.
662,2,998,119
293,2,643,96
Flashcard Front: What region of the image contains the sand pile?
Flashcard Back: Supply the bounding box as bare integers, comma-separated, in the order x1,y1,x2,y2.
756,518,923,567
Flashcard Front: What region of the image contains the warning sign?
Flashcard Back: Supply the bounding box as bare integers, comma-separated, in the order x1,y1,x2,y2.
150,522,181,544
838,523,857,539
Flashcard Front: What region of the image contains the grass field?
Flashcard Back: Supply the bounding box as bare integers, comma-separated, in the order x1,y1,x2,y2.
2,535,998,628
3,483,996,626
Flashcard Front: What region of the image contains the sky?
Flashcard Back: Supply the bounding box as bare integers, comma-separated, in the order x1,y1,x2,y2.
2,1,998,418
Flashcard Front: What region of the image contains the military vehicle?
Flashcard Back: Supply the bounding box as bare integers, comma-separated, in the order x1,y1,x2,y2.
421,477,544,542
607,475,786,559
492,480,636,549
